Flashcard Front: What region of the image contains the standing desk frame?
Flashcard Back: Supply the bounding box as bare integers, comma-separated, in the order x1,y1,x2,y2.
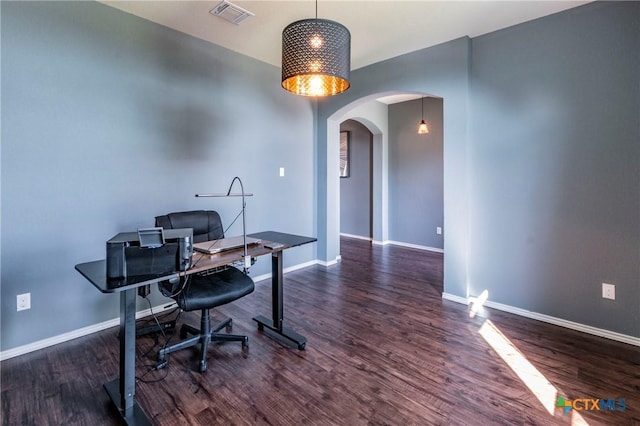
248,231,315,350
75,231,315,425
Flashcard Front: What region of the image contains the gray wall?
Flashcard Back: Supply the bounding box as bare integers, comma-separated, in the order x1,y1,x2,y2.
468,2,639,335
1,2,316,351
317,36,472,299
2,0,638,353
339,120,372,238
317,1,638,338
388,98,444,249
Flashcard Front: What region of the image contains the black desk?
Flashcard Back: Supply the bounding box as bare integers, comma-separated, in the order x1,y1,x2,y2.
248,231,316,350
75,261,168,425
75,231,315,425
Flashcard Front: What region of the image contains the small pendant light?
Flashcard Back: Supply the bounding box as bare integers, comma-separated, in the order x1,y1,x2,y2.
281,1,351,96
418,97,429,134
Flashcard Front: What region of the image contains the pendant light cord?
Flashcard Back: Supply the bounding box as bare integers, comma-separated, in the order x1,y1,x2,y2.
421,97,424,120
315,0,318,19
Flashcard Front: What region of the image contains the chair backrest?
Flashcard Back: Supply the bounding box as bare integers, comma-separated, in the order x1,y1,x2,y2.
155,210,224,243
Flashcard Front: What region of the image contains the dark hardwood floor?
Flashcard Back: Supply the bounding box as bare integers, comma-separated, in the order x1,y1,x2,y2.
2,237,639,425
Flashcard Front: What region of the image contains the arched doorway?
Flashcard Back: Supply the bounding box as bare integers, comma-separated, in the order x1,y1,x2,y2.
328,91,443,260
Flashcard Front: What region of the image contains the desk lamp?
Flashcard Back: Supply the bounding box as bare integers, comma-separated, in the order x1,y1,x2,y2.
195,176,253,272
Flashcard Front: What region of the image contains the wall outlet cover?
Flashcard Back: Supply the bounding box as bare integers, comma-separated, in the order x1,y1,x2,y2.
602,283,615,300
17,293,31,311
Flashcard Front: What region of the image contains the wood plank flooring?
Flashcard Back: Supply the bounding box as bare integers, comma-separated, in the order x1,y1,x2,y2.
2,237,639,425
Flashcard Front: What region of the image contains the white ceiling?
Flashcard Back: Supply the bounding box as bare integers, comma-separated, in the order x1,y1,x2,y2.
103,1,589,69
101,1,588,103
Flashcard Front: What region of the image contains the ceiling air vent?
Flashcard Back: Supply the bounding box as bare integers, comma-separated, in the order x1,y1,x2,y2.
210,0,255,25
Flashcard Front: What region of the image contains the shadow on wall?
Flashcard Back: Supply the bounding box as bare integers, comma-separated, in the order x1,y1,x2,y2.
137,25,230,161
155,104,223,160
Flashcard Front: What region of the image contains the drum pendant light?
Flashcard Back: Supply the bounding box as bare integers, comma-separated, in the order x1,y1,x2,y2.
281,1,351,96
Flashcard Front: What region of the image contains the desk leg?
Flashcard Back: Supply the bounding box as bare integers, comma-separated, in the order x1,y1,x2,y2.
102,289,151,425
272,251,284,330
120,288,136,416
253,251,307,350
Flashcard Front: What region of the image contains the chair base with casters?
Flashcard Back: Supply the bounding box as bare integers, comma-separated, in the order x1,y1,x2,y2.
156,266,254,373
158,309,248,373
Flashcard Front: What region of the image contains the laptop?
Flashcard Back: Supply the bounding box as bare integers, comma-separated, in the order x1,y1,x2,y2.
193,235,261,254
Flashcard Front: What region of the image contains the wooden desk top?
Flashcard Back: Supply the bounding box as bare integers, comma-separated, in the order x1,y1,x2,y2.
186,240,271,275
76,231,316,293
179,231,317,275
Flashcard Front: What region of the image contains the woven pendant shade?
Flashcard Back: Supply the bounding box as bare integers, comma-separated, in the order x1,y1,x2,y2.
281,18,351,96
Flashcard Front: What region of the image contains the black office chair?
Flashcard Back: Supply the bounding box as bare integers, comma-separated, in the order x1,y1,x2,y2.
155,210,255,372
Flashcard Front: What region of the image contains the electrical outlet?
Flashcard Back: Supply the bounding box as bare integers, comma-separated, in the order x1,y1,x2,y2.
436,227,442,235
602,283,615,300
17,293,31,311
279,167,285,177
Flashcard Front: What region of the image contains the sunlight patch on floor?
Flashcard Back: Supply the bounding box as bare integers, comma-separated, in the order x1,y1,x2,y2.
478,319,589,425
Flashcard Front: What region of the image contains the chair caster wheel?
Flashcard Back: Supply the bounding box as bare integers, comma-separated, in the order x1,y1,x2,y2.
257,323,264,331
242,338,249,349
199,361,207,373
297,343,306,350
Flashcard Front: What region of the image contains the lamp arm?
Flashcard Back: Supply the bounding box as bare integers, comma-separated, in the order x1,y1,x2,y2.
196,177,251,272
227,177,249,269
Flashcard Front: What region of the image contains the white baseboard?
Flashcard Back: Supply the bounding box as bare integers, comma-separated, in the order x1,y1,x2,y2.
441,292,640,347
252,259,321,283
386,240,444,253
19,264,634,362
317,257,340,267
441,292,468,305
0,302,178,361
0,260,326,361
340,233,372,241
346,235,444,254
